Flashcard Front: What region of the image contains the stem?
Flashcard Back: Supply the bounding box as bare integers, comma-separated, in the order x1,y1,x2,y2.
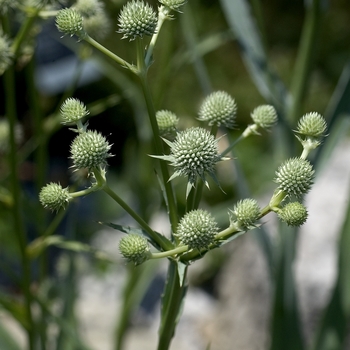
84,35,137,73
288,0,322,123
3,25,35,350
157,261,187,350
102,184,173,251
151,245,188,259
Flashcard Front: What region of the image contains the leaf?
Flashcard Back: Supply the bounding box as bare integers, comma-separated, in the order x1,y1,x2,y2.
100,222,172,252
219,0,290,110
177,261,187,287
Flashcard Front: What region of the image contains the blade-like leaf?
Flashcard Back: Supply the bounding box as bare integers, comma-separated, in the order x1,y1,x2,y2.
219,0,291,111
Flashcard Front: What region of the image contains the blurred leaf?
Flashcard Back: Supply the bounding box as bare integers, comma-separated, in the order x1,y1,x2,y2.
270,226,305,350
310,184,350,350
219,0,291,111
0,322,21,350
26,235,112,262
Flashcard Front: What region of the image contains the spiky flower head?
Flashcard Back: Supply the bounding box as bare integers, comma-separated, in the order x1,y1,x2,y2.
155,127,226,197
60,98,89,125
119,233,150,265
156,110,179,137
56,8,85,37
117,0,157,40
275,157,314,198
277,202,308,227
251,105,278,130
198,91,237,128
70,130,112,170
0,33,13,75
175,209,218,250
295,112,327,139
158,0,187,12
229,198,260,231
39,183,70,211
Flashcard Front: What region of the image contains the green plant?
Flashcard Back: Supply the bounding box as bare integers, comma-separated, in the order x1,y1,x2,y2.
1,1,350,350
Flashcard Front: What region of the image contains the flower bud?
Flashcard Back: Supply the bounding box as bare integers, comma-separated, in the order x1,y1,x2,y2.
250,105,277,130
295,112,327,138
275,157,314,198
156,110,179,137
229,198,260,231
70,130,113,170
117,0,157,40
60,98,89,125
56,8,85,37
119,233,150,265
0,32,13,75
175,209,218,250
198,91,237,128
277,202,308,227
39,183,70,211
159,0,187,12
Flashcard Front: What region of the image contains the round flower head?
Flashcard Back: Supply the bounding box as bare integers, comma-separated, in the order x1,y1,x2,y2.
277,202,308,227
175,209,218,250
156,110,179,137
0,33,13,75
39,183,70,211
275,157,314,198
60,98,89,125
251,105,278,130
117,0,157,40
229,198,260,231
56,8,85,37
295,112,327,138
198,91,237,128
70,130,113,170
119,233,150,265
155,127,227,197
158,0,187,12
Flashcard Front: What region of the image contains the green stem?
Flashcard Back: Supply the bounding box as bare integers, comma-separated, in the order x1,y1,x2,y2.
84,35,137,73
151,245,188,259
288,0,322,123
157,261,187,350
102,183,173,251
3,22,35,350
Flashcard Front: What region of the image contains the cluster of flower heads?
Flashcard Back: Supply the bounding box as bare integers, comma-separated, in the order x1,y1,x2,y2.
39,98,113,212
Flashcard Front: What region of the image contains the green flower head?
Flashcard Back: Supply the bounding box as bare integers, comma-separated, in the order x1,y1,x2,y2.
154,127,227,197
277,201,308,227
39,183,71,211
60,98,89,125
229,198,260,231
70,130,113,170
198,91,237,128
275,157,314,198
175,209,218,250
119,233,150,265
295,112,327,139
158,0,187,12
156,110,179,137
117,0,157,40
56,8,85,37
250,105,278,130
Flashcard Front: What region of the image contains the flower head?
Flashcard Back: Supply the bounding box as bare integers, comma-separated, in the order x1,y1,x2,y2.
60,98,89,125
70,130,113,170
119,233,150,265
198,91,237,128
156,110,179,137
39,183,70,211
229,198,260,231
56,8,85,37
117,0,157,40
175,209,218,250
158,0,187,12
295,112,327,138
277,201,308,227
154,127,227,197
250,105,278,130
275,157,314,198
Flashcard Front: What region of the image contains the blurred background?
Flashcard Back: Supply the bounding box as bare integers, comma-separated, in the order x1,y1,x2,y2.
1,0,350,349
